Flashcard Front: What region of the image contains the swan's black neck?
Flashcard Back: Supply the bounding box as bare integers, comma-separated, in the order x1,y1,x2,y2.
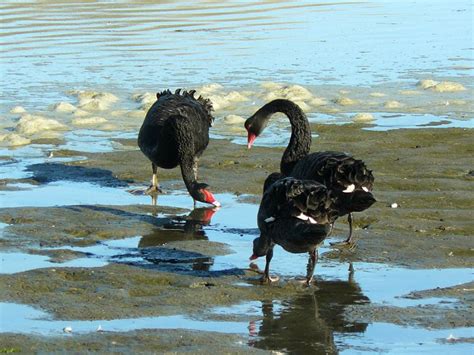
179,157,204,202
252,99,312,175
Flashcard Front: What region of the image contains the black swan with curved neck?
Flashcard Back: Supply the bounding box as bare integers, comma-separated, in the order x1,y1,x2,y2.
251,176,338,285
138,89,220,206
245,99,375,245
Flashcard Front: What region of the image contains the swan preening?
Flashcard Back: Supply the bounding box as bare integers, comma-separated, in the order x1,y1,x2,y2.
245,99,376,283
138,89,220,207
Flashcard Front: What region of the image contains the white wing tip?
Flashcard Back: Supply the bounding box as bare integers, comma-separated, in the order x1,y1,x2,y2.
343,184,355,193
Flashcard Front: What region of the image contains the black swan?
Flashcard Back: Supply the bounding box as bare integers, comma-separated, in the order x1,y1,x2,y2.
245,99,375,245
138,89,220,207
251,176,338,285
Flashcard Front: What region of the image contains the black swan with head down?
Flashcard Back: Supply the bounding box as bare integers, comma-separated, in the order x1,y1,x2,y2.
245,99,375,245
138,89,220,207
251,176,338,285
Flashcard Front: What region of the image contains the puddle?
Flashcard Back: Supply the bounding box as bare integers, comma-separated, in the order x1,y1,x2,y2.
362,113,474,131
3,184,470,308
0,302,248,336
59,130,137,153
336,323,474,354
0,164,472,352
0,252,107,274
0,182,143,208
0,145,81,180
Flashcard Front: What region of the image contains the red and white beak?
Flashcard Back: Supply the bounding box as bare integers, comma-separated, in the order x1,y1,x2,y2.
247,132,257,149
203,189,221,207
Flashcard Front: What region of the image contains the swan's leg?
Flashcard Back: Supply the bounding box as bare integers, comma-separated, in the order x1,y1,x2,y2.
262,248,274,283
344,213,354,244
193,157,199,180
145,163,163,194
330,213,356,248
306,249,318,286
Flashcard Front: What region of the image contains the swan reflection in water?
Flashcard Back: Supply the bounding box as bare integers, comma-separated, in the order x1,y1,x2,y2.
137,207,219,273
248,267,369,354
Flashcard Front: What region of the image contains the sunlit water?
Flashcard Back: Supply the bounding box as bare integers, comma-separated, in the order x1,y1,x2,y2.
1,1,473,353
0,182,473,352
0,0,473,151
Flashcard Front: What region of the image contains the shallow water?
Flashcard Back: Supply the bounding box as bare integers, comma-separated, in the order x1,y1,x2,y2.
1,1,473,353
0,180,472,352
1,0,472,107
1,0,473,150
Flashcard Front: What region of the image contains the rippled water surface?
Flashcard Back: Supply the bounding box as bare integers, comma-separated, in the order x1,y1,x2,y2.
0,0,473,149
1,0,472,109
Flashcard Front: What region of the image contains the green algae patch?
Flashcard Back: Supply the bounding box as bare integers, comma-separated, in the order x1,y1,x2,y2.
0,204,186,248
0,330,267,354
0,263,308,321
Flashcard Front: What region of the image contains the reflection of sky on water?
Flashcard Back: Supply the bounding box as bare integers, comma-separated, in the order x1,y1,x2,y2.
0,187,472,352
1,184,471,308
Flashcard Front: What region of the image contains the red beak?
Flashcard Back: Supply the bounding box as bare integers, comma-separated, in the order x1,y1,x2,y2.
247,132,257,149
249,254,258,260
203,189,221,207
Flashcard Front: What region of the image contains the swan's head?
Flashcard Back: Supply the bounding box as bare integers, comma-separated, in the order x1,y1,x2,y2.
250,235,271,260
244,112,270,149
192,183,221,207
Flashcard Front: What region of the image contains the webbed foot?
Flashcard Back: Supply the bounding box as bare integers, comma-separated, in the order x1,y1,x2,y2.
330,239,357,251
261,275,280,284
145,185,163,195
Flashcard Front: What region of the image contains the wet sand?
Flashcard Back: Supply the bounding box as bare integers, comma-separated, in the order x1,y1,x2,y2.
0,124,473,352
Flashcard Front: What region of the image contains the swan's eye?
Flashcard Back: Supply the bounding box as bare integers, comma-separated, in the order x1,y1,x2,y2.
342,184,355,193
362,186,369,192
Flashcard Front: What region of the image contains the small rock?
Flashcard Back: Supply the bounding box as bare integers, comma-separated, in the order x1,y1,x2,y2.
63,326,73,333
10,106,27,114
384,100,403,109
352,113,374,123
446,334,459,342
390,203,398,209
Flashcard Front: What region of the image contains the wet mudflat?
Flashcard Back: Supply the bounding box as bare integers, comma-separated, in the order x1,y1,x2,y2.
0,124,473,353
1,0,473,351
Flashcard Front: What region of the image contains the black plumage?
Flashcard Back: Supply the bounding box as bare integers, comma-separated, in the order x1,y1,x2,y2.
138,89,220,206
245,99,375,245
252,177,338,285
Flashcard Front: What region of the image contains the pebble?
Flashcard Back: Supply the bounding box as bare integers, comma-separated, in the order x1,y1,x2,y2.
63,326,73,333
390,203,398,208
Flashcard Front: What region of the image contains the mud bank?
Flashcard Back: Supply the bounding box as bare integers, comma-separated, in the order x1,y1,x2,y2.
4,124,472,267
0,125,473,353
0,330,265,354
